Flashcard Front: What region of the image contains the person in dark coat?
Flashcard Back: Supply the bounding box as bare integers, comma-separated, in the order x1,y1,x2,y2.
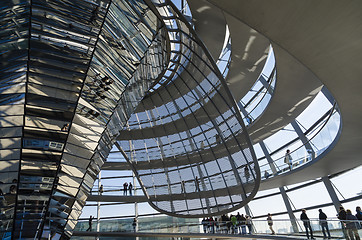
86,215,93,231
301,209,314,239
128,182,133,196
123,182,128,195
338,206,349,239
346,209,361,240
319,209,331,239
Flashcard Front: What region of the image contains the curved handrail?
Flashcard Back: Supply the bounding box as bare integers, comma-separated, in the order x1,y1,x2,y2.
260,103,341,179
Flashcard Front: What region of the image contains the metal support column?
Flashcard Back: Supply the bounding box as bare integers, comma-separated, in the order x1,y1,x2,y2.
258,74,274,95
291,120,315,160
322,176,341,212
260,141,298,232
279,187,299,233
259,141,277,175
321,86,335,105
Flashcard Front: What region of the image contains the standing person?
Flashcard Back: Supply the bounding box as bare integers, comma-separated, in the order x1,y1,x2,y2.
123,182,128,195
86,215,93,231
181,180,186,193
236,212,242,234
267,213,275,235
132,218,137,232
128,182,133,196
99,184,103,195
246,215,252,234
214,217,219,233
338,206,349,240
244,166,250,182
230,215,237,234
202,218,207,233
209,217,215,234
284,149,293,170
195,177,200,191
240,214,247,235
301,209,314,239
356,206,362,228
346,209,360,240
319,209,331,239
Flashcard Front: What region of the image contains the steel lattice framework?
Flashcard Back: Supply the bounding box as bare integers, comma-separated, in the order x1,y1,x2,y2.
0,0,259,238
116,0,260,217
0,0,167,238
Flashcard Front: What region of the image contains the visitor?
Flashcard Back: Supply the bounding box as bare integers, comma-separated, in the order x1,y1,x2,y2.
236,212,242,234
230,215,237,234
267,213,275,235
246,215,252,234
284,149,293,170
195,177,200,191
86,215,93,231
244,166,250,182
132,218,137,232
123,182,128,195
99,184,103,195
240,213,247,234
338,206,349,240
346,209,360,240
181,180,185,193
202,218,207,233
301,209,314,239
318,209,331,239
356,206,362,228
128,182,133,196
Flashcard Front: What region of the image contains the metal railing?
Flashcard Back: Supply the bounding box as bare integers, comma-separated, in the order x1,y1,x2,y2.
72,217,362,239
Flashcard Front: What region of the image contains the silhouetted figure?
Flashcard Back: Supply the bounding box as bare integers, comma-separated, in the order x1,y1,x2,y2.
128,182,133,196
181,180,185,193
132,218,137,232
86,215,93,231
244,166,250,182
338,206,349,240
267,213,275,235
264,170,270,179
240,214,246,234
301,209,314,239
284,149,293,170
346,209,360,240
356,206,362,223
99,185,103,195
123,182,128,195
202,218,207,233
319,209,331,239
195,177,200,191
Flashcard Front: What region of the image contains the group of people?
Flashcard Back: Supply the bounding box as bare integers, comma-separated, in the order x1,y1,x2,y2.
337,206,361,240
267,206,361,239
201,213,252,234
123,182,133,195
